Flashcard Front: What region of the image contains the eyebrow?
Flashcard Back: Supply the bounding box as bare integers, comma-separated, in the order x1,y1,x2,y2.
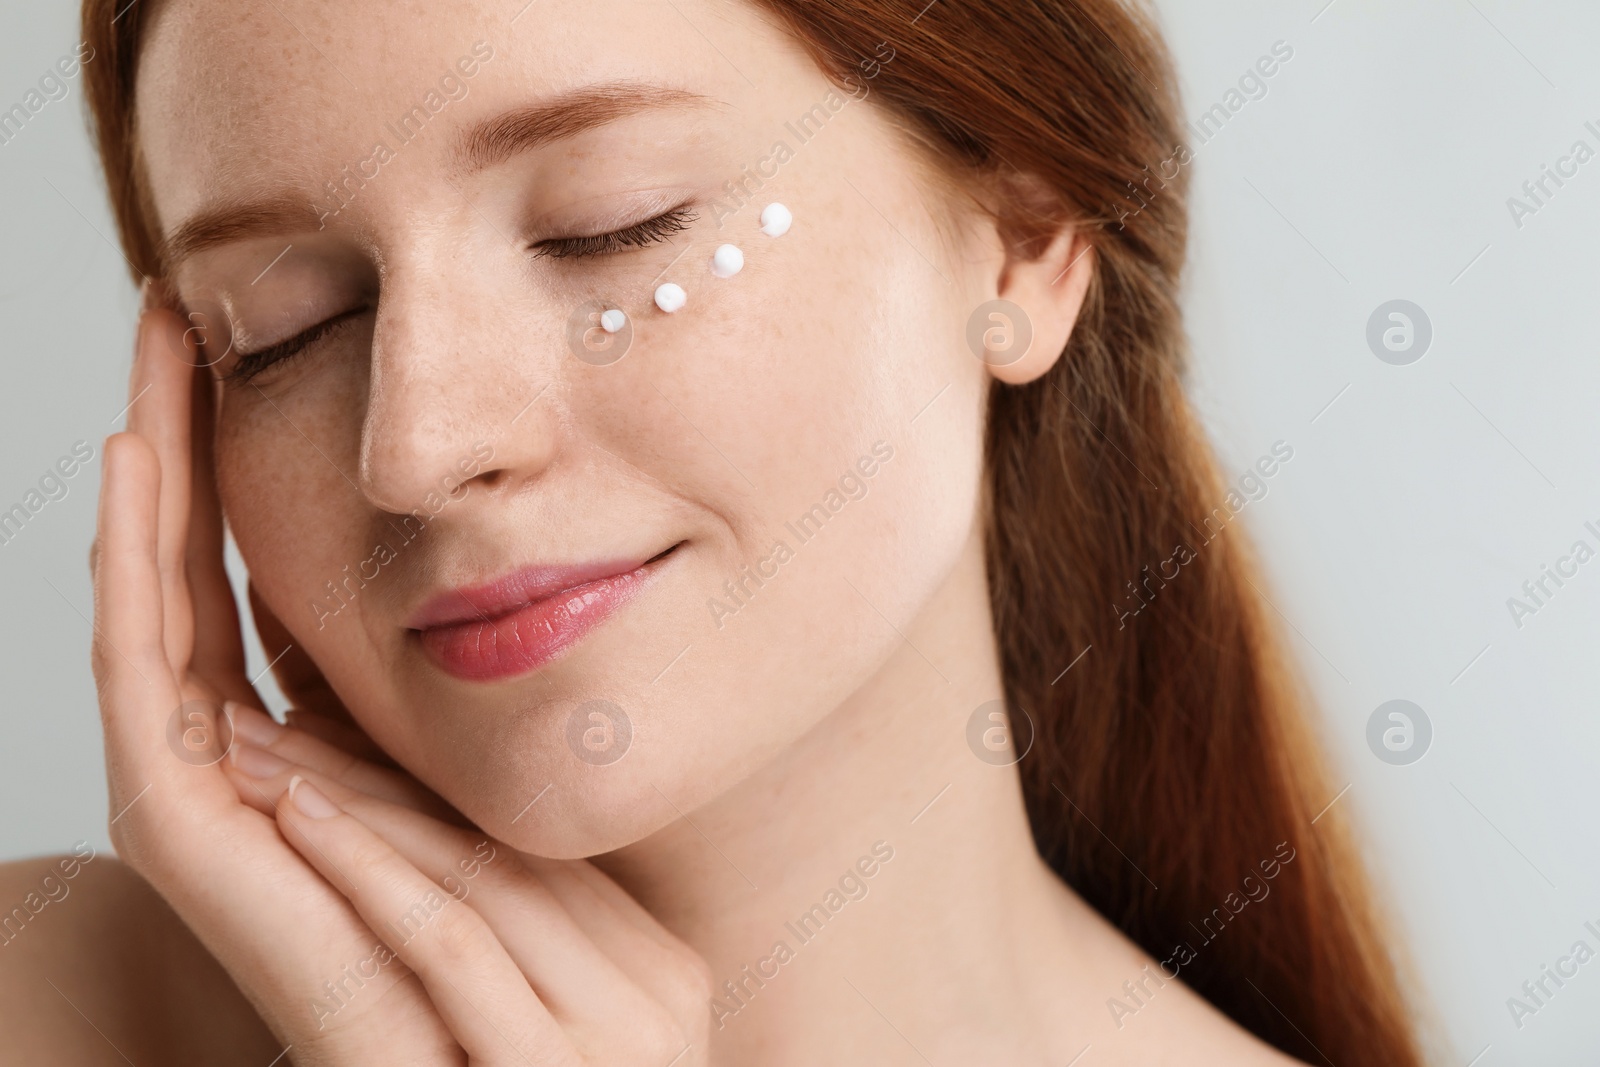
158,195,323,276
158,82,716,273
452,82,714,174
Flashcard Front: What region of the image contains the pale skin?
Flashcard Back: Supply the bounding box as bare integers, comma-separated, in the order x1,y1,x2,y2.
0,0,1307,1062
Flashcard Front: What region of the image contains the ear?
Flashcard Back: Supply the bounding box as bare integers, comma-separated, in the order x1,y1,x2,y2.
975,211,1095,387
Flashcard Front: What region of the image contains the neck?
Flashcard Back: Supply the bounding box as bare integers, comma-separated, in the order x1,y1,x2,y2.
596,528,1082,1063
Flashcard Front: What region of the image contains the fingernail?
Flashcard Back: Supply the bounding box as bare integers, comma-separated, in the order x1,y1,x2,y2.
227,701,284,747
229,742,291,780
289,775,340,819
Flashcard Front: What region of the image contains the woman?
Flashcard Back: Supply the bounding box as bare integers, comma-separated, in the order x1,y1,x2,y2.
0,0,1424,1062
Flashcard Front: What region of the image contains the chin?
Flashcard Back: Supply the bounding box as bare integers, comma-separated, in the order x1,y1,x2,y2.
462,742,694,859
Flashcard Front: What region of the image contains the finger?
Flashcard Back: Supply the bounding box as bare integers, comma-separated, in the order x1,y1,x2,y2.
225,702,458,822
277,777,580,1067
551,858,695,958
328,802,665,1040
92,432,238,870
520,858,711,1021
335,802,695,1058
184,355,257,706
124,306,199,676
92,433,179,761
224,720,697,1016
234,757,641,1014
246,760,702,1059
94,417,459,1061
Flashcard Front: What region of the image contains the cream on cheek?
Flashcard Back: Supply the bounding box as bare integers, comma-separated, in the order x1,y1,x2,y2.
632,161,957,608
565,103,975,631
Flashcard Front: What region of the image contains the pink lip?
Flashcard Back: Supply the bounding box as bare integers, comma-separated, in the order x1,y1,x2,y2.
408,547,677,682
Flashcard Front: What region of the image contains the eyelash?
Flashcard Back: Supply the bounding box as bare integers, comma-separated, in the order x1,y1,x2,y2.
220,207,694,384
530,205,698,260
224,307,367,385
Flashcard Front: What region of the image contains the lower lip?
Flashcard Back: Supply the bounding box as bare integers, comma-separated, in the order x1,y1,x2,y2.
415,558,667,682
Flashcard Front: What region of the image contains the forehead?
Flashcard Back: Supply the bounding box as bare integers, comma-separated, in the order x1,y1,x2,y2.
134,0,802,235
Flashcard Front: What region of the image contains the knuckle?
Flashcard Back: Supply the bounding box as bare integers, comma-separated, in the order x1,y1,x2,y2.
344,839,397,883
632,1007,689,1056
499,862,553,904
666,955,716,1020
683,954,716,1004
425,899,493,965
90,629,167,690
156,551,185,591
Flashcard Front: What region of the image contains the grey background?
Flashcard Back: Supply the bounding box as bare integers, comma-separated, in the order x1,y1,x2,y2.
2,1,1596,1062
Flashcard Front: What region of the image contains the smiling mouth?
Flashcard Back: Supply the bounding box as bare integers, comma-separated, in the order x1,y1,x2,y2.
409,542,683,682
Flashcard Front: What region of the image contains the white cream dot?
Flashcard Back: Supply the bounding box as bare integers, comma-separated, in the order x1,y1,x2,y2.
654,283,687,313
600,308,626,333
710,244,744,278
760,202,793,237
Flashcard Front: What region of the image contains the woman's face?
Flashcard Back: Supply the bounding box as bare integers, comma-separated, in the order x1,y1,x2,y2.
137,0,1006,854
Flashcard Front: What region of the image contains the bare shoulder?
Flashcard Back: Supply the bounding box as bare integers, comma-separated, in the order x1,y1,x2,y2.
0,850,278,1065
1035,870,1317,1067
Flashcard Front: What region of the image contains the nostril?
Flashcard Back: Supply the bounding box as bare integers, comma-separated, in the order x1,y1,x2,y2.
472,467,508,491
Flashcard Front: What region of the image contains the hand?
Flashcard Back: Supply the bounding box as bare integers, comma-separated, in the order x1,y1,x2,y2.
94,294,462,1063
223,706,713,1065
92,295,711,1064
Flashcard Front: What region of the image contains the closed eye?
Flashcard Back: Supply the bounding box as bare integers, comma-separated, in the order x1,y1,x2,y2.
531,204,697,260
223,306,368,385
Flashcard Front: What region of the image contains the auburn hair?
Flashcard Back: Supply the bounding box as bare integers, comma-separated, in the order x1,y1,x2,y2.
81,0,1423,1061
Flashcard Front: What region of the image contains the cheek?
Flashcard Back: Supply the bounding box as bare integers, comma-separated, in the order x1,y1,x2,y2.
700,169,986,595
213,379,377,654
519,163,989,846
576,154,980,561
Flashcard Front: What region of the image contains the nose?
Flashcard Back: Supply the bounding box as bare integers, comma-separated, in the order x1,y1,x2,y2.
357,263,560,514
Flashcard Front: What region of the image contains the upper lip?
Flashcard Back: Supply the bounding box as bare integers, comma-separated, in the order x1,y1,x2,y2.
405,546,677,631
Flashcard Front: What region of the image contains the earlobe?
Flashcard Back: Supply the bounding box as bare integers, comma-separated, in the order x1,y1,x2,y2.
981,227,1095,386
